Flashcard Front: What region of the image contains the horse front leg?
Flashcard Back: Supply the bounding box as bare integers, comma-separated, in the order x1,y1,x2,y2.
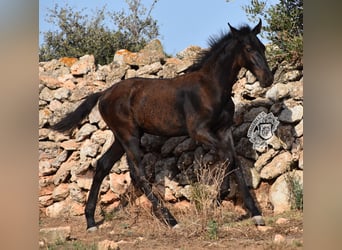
217,127,265,226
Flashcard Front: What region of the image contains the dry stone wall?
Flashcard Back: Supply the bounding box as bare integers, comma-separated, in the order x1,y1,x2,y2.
39,39,303,218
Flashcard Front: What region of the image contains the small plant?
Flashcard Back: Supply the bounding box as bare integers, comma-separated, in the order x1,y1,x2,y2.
207,219,219,240
190,159,228,233
285,171,303,211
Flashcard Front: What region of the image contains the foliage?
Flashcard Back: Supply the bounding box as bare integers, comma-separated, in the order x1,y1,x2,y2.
227,0,303,64
111,0,160,52
39,1,160,65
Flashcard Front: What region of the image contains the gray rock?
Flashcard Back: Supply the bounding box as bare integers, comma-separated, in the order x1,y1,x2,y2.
51,150,68,168
279,105,303,123
40,87,54,102
39,160,57,176
294,120,303,137
53,87,70,100
45,200,69,217
79,139,100,160
40,226,71,245
269,170,303,214
254,148,278,172
70,55,95,75
246,70,257,83
260,152,293,179
52,183,70,201
277,125,295,150
69,183,85,203
265,83,290,101
75,124,98,142
137,61,163,75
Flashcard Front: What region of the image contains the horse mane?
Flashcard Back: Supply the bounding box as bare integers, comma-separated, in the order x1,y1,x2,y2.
187,24,252,72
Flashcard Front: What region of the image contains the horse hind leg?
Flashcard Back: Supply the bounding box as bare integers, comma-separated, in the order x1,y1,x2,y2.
85,139,125,231
123,135,178,228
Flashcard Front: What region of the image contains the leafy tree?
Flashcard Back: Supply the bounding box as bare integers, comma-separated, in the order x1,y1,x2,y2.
227,0,303,64
39,1,160,65
111,0,160,52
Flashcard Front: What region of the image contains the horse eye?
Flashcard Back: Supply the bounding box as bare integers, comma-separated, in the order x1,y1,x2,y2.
246,47,252,52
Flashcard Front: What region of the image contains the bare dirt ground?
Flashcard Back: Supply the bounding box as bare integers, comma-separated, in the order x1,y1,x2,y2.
39,200,303,249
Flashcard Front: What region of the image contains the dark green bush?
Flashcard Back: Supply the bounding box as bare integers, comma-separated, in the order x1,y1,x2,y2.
39,0,160,65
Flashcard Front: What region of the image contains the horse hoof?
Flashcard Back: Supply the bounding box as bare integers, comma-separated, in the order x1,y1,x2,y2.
252,215,265,226
87,226,98,232
172,224,181,230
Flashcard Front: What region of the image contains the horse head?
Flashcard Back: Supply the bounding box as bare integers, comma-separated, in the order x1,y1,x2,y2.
228,19,273,87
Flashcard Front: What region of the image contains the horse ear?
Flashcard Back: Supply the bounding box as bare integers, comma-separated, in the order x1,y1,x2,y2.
228,23,239,37
252,19,262,35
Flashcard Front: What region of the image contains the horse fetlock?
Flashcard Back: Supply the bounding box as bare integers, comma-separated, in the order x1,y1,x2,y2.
252,215,265,226
86,226,98,232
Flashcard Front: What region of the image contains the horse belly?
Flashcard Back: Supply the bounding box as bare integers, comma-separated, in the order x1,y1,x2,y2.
134,98,187,136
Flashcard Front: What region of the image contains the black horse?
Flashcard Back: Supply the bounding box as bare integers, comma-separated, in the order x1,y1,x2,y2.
51,20,273,231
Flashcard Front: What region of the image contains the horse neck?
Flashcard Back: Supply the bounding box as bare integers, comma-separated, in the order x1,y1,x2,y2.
201,50,241,95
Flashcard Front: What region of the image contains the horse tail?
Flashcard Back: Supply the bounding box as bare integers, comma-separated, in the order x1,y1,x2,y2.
50,92,103,132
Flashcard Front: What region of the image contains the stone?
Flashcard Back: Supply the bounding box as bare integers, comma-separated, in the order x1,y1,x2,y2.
274,234,286,243
70,55,95,75
52,183,70,201
46,200,69,217
254,149,278,172
60,140,80,150
269,170,303,214
39,160,57,176
277,125,295,150
100,191,120,204
246,70,257,83
53,87,70,100
279,105,303,123
79,139,100,160
40,74,63,89
76,176,93,191
276,217,289,224
283,70,302,81
287,81,303,100
51,150,68,167
265,83,290,101
112,154,130,173
109,172,131,195
59,57,78,67
298,151,304,169
69,182,85,203
137,61,163,75
97,240,120,250
294,119,303,137
75,124,98,142
40,87,54,102
260,152,293,179
176,45,202,61
114,39,165,66
53,160,75,185
48,99,62,112
39,195,53,207
40,226,71,245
